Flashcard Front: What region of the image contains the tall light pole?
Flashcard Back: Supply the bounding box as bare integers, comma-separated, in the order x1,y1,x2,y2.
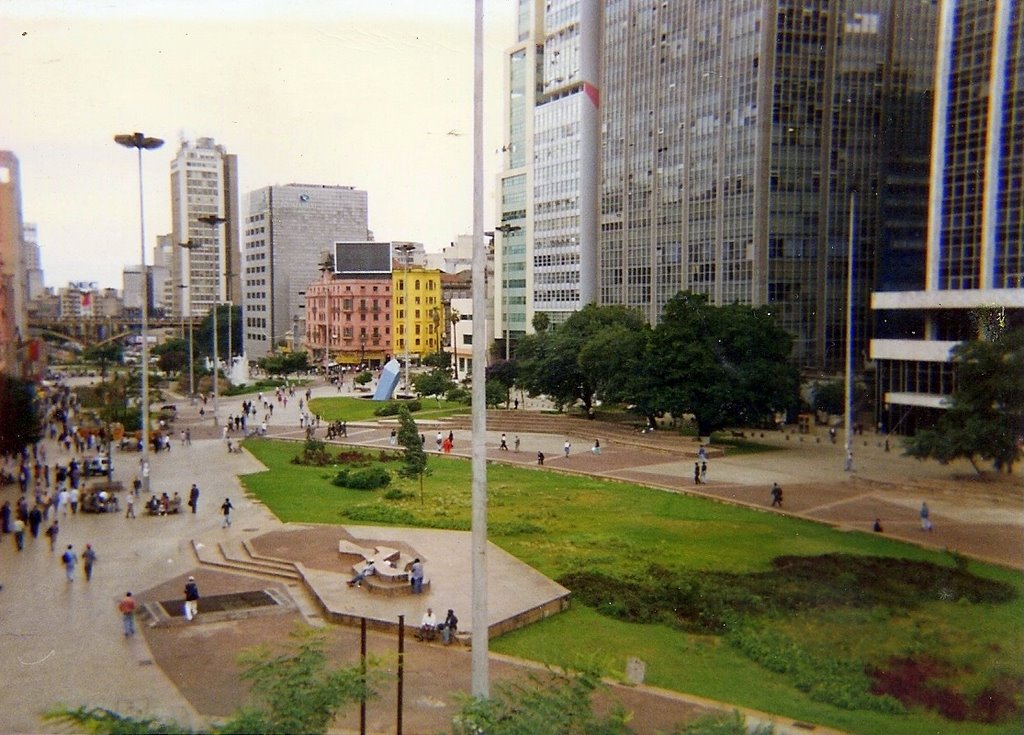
844,191,857,472
115,131,163,493
177,284,195,402
395,242,416,393
198,214,227,427
494,223,522,360
470,0,488,698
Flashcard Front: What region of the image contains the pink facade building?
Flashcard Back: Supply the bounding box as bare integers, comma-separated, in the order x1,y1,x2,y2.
305,269,393,368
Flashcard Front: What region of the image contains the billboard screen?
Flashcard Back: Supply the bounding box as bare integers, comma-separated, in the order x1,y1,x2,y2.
334,241,393,275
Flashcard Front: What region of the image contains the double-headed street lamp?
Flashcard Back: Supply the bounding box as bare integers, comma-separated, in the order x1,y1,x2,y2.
114,131,164,493
395,242,416,393
197,214,227,427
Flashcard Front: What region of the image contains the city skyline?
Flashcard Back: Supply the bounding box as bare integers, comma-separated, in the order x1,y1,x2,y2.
0,0,515,290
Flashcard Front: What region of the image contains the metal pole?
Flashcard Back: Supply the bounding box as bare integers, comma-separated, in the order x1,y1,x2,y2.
844,191,856,472
212,303,219,428
136,146,151,477
470,0,489,699
360,617,367,735
396,614,405,735
188,319,195,402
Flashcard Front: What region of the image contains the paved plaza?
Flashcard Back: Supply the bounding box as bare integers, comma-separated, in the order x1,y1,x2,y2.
0,377,1020,734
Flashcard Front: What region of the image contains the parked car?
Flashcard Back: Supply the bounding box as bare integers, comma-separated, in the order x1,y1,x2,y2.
83,455,111,477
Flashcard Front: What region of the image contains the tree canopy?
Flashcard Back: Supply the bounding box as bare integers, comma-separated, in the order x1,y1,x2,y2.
517,304,648,412
904,327,1024,474
413,368,454,399
258,351,310,376
0,374,43,456
648,293,800,436
396,405,429,501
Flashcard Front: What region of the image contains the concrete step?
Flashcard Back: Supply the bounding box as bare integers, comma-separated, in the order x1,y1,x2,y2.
191,538,301,581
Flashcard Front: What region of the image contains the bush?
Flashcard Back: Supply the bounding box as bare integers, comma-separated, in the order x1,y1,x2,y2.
292,438,333,466
341,504,417,525
331,466,391,490
446,387,471,404
373,400,421,416
383,488,415,501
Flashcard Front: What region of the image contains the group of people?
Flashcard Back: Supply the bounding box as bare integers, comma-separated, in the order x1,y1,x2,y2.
417,607,460,645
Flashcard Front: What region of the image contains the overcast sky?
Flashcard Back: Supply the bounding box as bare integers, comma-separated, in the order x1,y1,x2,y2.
1,0,515,290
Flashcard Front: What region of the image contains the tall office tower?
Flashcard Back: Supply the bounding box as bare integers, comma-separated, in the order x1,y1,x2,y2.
599,0,937,372
871,0,1023,433
0,151,26,374
153,234,175,316
496,0,601,353
170,137,241,319
242,184,369,359
23,223,45,301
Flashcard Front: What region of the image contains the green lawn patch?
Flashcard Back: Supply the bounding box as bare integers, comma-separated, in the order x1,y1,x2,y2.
239,438,1023,735
308,395,468,422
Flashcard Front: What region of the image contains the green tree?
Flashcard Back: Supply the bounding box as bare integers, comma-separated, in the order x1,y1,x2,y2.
396,405,429,501
904,327,1024,475
193,304,242,360
83,342,123,378
450,668,631,735
518,305,647,413
47,627,376,735
0,374,43,455
354,370,373,388
421,349,452,370
413,368,454,399
812,380,844,415
486,359,518,406
578,320,655,424
648,293,801,437
258,351,310,376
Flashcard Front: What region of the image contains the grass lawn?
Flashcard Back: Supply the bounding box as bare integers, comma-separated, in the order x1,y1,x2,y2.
308,395,469,423
239,438,1023,735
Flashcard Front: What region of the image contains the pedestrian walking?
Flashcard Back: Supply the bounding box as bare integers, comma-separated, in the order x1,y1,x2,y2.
221,497,234,528
12,518,25,551
770,482,783,507
118,592,137,636
45,519,59,551
592,439,601,455
537,451,545,466
188,483,200,514
694,462,701,485
700,461,707,483
183,576,200,621
499,433,508,451
82,544,97,580
62,544,78,581
919,502,932,531
564,440,571,458
69,487,79,514
514,435,520,452
124,492,135,519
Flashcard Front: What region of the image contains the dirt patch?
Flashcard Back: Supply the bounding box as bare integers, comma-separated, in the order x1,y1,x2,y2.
870,656,1023,724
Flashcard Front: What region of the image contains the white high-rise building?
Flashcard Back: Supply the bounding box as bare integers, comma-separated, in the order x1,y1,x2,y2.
242,184,369,359
170,137,240,319
22,223,44,301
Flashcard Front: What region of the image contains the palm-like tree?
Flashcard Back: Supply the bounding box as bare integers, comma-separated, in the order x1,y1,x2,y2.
448,307,461,379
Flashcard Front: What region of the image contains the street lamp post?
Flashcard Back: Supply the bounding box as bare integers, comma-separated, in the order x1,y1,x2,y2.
115,131,164,494
395,243,416,393
198,214,227,428
178,284,195,402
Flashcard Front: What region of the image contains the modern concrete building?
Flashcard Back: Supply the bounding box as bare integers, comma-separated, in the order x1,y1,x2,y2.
170,137,241,320
23,224,44,302
152,234,175,316
496,0,602,354
598,0,939,373
871,0,1023,433
0,151,26,373
242,184,369,359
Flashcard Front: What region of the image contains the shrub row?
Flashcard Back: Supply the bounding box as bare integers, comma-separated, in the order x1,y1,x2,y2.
373,400,421,416
331,466,391,490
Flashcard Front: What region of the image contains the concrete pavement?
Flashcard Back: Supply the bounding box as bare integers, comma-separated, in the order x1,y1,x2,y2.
0,375,1019,733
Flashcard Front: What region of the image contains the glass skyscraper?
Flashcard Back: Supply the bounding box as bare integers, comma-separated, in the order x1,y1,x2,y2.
599,0,939,372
